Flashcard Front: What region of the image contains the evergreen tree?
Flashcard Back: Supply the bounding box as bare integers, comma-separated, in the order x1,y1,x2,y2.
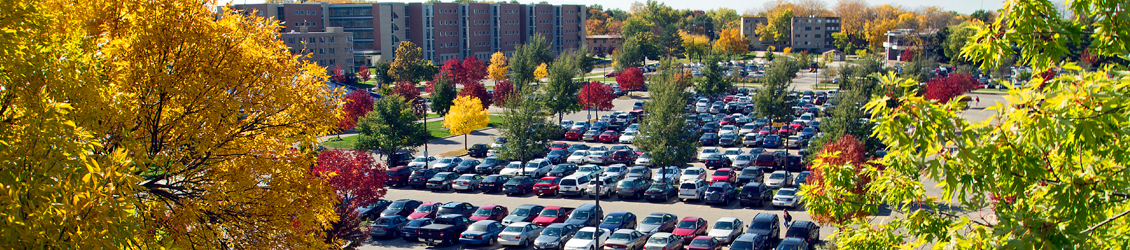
636,59,698,168
430,73,457,117
694,53,732,96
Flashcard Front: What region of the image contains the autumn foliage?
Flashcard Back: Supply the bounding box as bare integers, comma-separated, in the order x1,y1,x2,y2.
579,81,615,111
924,73,978,104
616,67,645,92
357,65,371,82
392,81,426,116
312,149,388,243
805,134,871,225
459,82,493,109
462,56,488,85
493,80,516,108
339,90,374,131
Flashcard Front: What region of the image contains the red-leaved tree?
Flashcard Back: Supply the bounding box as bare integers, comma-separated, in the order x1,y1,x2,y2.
806,134,870,225
440,58,466,86
458,82,493,109
391,81,426,116
339,90,374,131
616,67,645,94
332,64,348,83
311,149,387,244
462,56,488,86
493,80,516,108
924,73,978,104
358,65,371,82
579,81,615,116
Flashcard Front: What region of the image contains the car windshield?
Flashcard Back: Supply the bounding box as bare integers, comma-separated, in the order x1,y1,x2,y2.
439,158,453,163
573,151,589,157
570,210,590,220
714,170,731,176
574,231,597,240
457,176,474,180
549,151,566,156
503,226,525,233
770,173,786,179
473,209,492,216
741,169,759,175
642,216,665,224
684,169,702,175
603,215,623,224
468,224,490,231
506,164,522,169
702,149,718,154
737,155,752,161
786,227,809,238
483,159,498,164
543,227,564,236
677,220,699,229
609,233,634,241
536,178,555,185
607,166,624,172
776,243,804,250
389,202,406,209
777,189,797,196
374,217,394,225
512,207,533,216
623,132,635,136
414,205,434,213
680,183,698,189
553,165,571,171
707,187,725,193
690,239,713,247
579,166,598,172
406,219,429,227
647,236,669,244
413,158,427,162
539,209,560,217
714,221,734,230
617,181,634,188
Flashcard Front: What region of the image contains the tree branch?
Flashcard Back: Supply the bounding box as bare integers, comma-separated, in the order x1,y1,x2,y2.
1082,207,1130,234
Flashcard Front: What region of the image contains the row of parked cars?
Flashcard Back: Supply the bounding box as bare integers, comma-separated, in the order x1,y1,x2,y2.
363,199,822,250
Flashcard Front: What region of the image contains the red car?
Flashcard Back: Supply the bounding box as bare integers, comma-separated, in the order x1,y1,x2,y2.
673,217,709,243
598,130,621,143
710,168,736,184
719,116,735,126
550,142,571,151
532,206,574,227
686,236,723,250
534,177,561,196
469,204,509,222
605,71,620,77
777,126,793,135
758,126,774,136
408,201,442,219
564,128,584,140
385,166,413,187
789,122,805,131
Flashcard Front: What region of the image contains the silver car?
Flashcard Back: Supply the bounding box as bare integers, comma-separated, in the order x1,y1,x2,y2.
733,154,754,169
643,232,684,250
498,222,544,247
766,170,792,188
707,217,744,243
432,157,463,172
603,229,648,250
586,176,618,198
534,223,579,250
451,174,483,192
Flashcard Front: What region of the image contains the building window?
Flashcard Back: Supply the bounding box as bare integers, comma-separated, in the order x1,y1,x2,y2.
319,48,325,54
330,48,335,54
329,59,335,65
815,34,821,38
319,37,325,43
805,27,811,30
329,37,334,43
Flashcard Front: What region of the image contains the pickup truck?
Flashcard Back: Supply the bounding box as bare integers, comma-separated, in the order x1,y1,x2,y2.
418,214,475,246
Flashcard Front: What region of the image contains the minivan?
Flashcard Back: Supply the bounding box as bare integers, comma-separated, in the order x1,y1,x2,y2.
559,174,592,197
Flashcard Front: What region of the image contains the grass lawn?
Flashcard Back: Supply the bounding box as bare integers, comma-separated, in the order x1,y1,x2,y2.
322,114,505,149
349,80,378,89
421,113,440,119
322,135,358,149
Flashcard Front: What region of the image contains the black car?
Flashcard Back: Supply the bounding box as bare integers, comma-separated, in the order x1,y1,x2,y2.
381,199,423,217
388,149,414,166
480,174,511,193
794,171,811,187
718,133,738,147
777,238,809,250
729,233,772,250
402,218,434,241
735,167,765,186
747,213,781,242
739,182,774,208
503,176,537,195
546,149,570,164
701,123,718,134
703,154,733,169
699,133,719,146
437,202,476,217
408,169,439,189
785,221,821,246
468,143,490,157
785,155,805,172
476,157,507,175
454,159,481,174
703,182,737,205
548,164,579,177
643,181,679,202
357,199,392,221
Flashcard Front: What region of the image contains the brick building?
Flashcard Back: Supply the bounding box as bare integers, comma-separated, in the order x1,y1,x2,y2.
280,26,355,73
740,16,840,53
586,35,623,57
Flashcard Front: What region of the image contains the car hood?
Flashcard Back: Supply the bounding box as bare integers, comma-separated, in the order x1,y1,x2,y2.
565,239,597,248
637,224,662,234
502,215,525,224
408,212,431,218
710,176,729,181
734,160,752,165
535,235,563,245
564,218,588,225
767,178,785,183
533,216,558,223
708,229,735,238
470,216,491,221
672,228,697,236
598,223,620,232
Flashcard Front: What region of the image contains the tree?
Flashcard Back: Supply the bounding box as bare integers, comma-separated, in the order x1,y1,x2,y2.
616,66,645,94
392,81,427,116
388,41,423,83
713,27,749,59
497,89,558,167
751,58,795,119
493,80,517,108
356,95,429,165
782,46,792,55
312,149,387,245
0,1,344,248
707,7,741,29
440,58,466,85
458,81,493,109
943,22,978,64
969,9,994,23
373,61,393,85
680,31,711,62
339,90,375,131
635,59,698,168
332,64,356,85
544,51,583,123
444,95,491,149
756,8,793,45
620,16,655,42
613,37,644,72
462,56,488,85
586,18,607,35
695,53,732,96
488,51,509,83
534,62,549,81
358,65,372,82
509,34,552,89
803,135,870,225
429,73,457,117
923,73,977,104
578,81,616,117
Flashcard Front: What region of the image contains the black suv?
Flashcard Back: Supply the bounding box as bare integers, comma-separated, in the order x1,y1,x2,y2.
739,182,773,207
467,143,489,158
747,213,781,242
785,221,821,246
408,169,438,189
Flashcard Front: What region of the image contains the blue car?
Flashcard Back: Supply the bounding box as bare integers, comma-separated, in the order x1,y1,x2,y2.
762,135,782,148
598,211,638,233
369,215,410,239
797,128,817,139
459,220,506,246
401,218,433,241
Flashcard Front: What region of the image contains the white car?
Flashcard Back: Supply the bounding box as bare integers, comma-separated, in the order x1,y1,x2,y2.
707,217,745,244
652,166,682,183
772,188,803,208
498,222,544,247
634,153,652,166
680,167,706,183
697,147,721,162
585,151,612,165
523,159,553,178
766,170,793,188
796,114,814,125
624,124,640,133
678,179,708,201
571,121,590,130
567,150,591,164
601,164,630,179
576,164,604,178
619,131,638,144
695,102,709,113
564,227,609,250
722,149,744,162
719,125,738,135
486,148,500,158
406,156,438,168
499,161,525,176
738,124,758,136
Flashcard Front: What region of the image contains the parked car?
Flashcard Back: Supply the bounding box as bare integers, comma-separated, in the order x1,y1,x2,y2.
624,166,653,180
611,150,638,164
742,134,763,147
381,199,423,217
546,150,571,164
732,154,755,170
739,182,774,208
699,133,719,146
634,153,652,166
697,147,721,162
704,154,732,169
673,217,709,244
559,174,591,197
451,174,483,192
504,176,538,195
369,215,410,239
785,221,821,246
681,167,707,183
408,201,441,219
568,151,591,164
703,182,738,205
785,155,805,172
619,131,638,144
408,168,439,189
425,172,459,191
747,213,781,242
765,170,792,188
500,161,525,176
564,128,585,140
407,156,438,169
576,164,604,179
772,188,803,208
707,217,745,244
615,177,653,200
602,164,630,180
599,130,622,143
459,220,506,246
385,166,414,187
735,167,765,186
534,177,562,196
776,237,809,250
503,204,545,225
470,204,509,222
686,236,723,250
586,176,618,198
454,159,481,174
480,174,511,193
644,233,685,250
548,164,579,177
401,218,433,241
476,157,507,175
437,202,476,217
709,168,736,184
604,229,648,250
678,179,709,202
585,151,613,165
653,166,682,183
524,159,554,178
564,227,610,250
728,233,772,250
762,135,782,148
535,223,580,250
498,222,545,247
418,214,475,246
643,180,679,202
468,143,490,157
599,211,638,233
533,206,575,227
636,212,678,235
794,171,811,187
564,203,604,228
753,151,786,170
583,130,601,142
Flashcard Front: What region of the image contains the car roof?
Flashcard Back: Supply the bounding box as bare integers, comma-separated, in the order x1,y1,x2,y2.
735,233,766,241
753,213,776,221
540,176,560,180
780,237,806,244
508,222,531,227
441,202,468,207
479,204,500,209
471,220,499,225
613,229,639,234
717,217,739,222
708,182,730,187
544,206,565,209
607,211,631,216
546,223,572,229
577,203,598,210
681,216,702,221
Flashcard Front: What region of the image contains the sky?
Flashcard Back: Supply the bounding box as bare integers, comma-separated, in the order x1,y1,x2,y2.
224,0,1002,16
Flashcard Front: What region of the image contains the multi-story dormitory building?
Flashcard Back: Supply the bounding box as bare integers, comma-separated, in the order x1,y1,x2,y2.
740,16,841,53
229,2,585,72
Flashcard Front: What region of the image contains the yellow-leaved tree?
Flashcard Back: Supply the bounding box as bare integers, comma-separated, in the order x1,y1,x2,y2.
534,62,549,81
0,0,342,248
783,47,793,55
444,95,491,149
680,31,711,62
712,27,749,59
488,51,509,83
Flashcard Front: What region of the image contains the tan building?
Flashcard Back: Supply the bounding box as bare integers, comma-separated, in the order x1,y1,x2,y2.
883,28,936,61
740,17,784,51
586,35,622,57
281,26,355,73
790,16,840,53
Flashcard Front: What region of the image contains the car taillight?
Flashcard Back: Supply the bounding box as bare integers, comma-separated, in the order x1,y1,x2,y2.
416,230,421,234
439,232,445,237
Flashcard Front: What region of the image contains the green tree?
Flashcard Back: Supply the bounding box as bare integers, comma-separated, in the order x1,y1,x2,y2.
613,37,645,72
356,95,429,164
756,8,794,44
388,41,423,83
429,72,457,117
620,16,654,40
751,58,795,120
636,59,699,168
543,50,584,123
943,22,978,64
509,34,552,89
694,53,732,96
373,61,393,86
497,90,558,167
